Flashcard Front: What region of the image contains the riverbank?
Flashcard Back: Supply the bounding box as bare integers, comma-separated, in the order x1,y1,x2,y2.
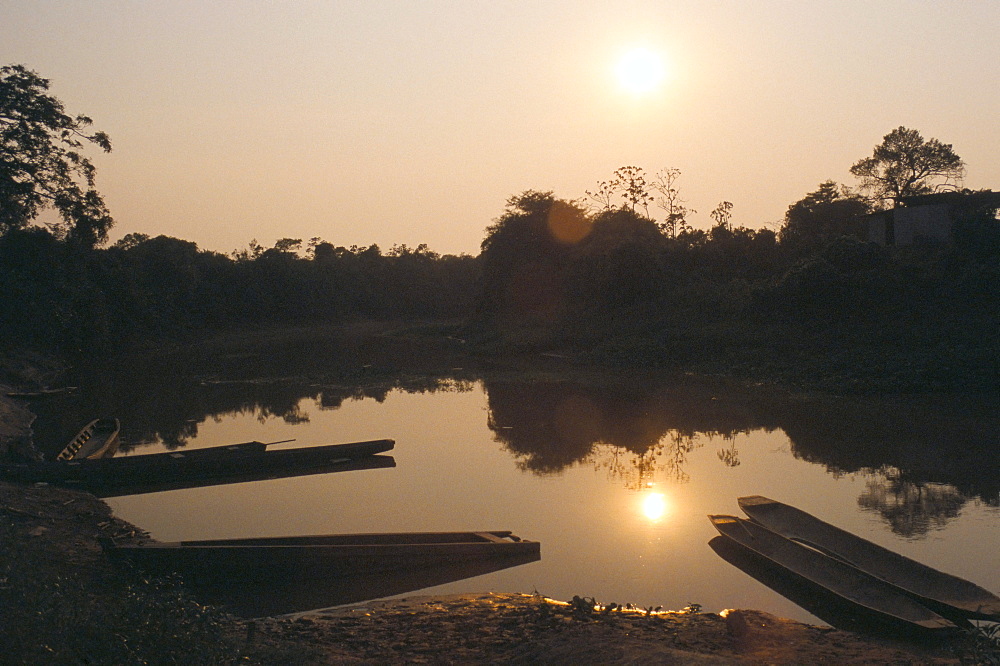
0,479,968,664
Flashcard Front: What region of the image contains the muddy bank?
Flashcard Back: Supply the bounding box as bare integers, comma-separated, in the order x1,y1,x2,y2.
246,592,964,664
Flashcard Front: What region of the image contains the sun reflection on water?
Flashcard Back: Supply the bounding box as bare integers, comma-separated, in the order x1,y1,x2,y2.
641,491,669,522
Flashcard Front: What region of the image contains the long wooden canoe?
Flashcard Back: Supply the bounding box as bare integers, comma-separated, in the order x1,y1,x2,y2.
105,531,540,585
188,547,542,617
709,515,957,634
91,454,396,498
0,439,394,491
739,495,1000,622
709,535,911,636
56,418,121,460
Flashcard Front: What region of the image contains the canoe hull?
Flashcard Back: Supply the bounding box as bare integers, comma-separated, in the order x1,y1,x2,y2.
0,439,395,492
56,418,121,460
106,531,541,585
709,515,956,634
738,495,1000,622
190,549,542,617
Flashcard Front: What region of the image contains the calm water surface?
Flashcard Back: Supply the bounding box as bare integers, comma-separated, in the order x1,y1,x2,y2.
33,371,1000,624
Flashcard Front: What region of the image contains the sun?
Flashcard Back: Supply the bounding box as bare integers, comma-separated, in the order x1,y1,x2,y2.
615,47,666,95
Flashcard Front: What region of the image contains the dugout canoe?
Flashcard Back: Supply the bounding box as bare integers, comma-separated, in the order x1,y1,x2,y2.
0,439,394,491
91,454,396,497
709,515,957,634
104,531,540,585
56,418,121,460
739,495,1000,622
709,535,893,635
187,548,542,617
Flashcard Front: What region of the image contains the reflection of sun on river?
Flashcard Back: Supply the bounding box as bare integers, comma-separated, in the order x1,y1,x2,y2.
641,491,669,522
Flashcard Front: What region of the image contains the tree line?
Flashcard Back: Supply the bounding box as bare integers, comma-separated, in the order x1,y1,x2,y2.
3,64,999,390
0,230,478,351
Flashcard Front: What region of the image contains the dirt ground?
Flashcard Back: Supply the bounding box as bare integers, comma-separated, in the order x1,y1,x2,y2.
0,392,975,663
244,592,966,664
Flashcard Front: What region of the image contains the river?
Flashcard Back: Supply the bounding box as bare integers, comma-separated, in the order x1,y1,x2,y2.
29,348,1000,624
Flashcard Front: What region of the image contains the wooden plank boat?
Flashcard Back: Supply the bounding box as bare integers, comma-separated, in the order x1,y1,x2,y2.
0,439,394,491
187,548,542,617
739,495,1000,621
104,531,540,585
56,418,121,460
709,515,957,634
91,454,396,498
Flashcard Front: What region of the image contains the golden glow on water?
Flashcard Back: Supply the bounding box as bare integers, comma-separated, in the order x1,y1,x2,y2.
641,491,669,522
92,384,1000,627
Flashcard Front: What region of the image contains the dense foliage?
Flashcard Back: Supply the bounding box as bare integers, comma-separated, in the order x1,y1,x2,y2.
0,231,477,351
474,188,1000,391
0,65,113,247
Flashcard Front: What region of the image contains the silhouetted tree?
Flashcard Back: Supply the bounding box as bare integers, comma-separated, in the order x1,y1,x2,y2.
112,232,151,251
0,64,113,247
651,167,695,237
585,179,616,213
573,207,665,306
850,126,964,208
478,191,589,324
779,181,870,252
709,201,733,230
613,166,653,214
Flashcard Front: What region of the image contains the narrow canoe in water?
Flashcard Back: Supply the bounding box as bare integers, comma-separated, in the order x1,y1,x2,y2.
56,418,121,460
1,439,394,490
709,515,957,634
104,531,541,584
739,495,1000,622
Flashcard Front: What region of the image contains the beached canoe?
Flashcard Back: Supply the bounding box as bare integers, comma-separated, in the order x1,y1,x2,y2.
739,495,1000,622
56,418,121,460
709,515,957,634
188,546,542,617
0,439,394,491
104,531,541,585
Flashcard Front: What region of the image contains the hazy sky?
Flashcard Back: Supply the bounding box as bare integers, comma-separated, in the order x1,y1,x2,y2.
4,1,999,256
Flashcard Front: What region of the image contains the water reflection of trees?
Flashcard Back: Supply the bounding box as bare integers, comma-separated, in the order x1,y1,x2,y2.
778,393,999,516
482,376,999,534
32,371,473,455
32,353,998,536
858,471,968,538
483,378,755,487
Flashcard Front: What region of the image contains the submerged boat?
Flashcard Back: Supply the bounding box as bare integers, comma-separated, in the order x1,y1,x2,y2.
0,439,394,491
104,531,540,585
739,495,1000,622
709,515,957,634
56,418,121,460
